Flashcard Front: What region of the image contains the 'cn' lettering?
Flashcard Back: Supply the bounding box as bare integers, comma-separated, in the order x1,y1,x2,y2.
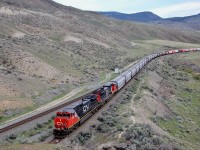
83,105,89,112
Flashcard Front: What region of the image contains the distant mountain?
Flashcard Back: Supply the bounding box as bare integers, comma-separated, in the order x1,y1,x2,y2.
98,11,162,22
99,11,200,31
165,13,200,22
152,13,200,31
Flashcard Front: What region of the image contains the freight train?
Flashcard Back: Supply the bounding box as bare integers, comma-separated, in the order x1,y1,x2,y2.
53,48,200,138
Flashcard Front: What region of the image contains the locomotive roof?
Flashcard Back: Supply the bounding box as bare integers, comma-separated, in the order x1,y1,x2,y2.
104,82,112,86
83,94,96,100
62,108,75,113
63,98,90,110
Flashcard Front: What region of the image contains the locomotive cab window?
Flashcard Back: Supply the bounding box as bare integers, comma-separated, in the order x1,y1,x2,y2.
63,113,71,118
56,113,62,116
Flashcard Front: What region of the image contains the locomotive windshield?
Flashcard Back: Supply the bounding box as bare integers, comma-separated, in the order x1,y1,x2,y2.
56,113,62,116
56,112,71,118
63,113,71,118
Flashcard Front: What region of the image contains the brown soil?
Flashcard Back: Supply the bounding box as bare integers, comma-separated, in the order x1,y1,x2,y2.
0,99,33,111
6,48,69,81
0,77,17,97
131,71,173,136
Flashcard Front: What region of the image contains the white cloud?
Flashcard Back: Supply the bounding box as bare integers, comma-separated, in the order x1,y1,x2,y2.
53,0,125,11
53,0,200,17
151,1,200,18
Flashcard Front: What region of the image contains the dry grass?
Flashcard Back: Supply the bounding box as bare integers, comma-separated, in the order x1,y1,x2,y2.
1,144,54,150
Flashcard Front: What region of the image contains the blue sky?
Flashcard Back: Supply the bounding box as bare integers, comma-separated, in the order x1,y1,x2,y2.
53,0,200,18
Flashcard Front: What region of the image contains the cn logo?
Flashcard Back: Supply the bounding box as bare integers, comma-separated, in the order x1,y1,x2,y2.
83,104,89,112
57,122,63,126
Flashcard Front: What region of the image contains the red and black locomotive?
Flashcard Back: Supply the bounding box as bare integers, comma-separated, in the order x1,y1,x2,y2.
53,84,117,137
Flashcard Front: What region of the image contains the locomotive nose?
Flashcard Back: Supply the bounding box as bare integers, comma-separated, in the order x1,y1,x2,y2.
54,117,67,129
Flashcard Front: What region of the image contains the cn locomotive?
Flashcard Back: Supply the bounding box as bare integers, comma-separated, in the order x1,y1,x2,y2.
53,48,200,138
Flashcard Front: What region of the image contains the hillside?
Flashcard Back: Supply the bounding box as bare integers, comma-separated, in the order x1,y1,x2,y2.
0,0,200,149
1,0,200,122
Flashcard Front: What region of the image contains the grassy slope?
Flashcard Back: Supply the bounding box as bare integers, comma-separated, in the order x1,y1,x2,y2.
156,53,200,150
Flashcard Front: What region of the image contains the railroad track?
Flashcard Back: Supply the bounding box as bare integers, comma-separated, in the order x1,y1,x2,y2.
49,138,63,144
0,91,96,134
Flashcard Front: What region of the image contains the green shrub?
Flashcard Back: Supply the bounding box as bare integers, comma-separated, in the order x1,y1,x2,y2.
192,73,200,80
36,123,43,128
38,134,48,142
105,120,114,127
9,133,17,139
183,68,193,74
76,131,92,145
28,130,37,137
97,116,105,122
116,124,123,131
96,123,109,133
48,125,52,129
152,135,162,145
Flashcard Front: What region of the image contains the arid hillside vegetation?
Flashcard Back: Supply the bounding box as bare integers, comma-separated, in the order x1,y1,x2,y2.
1,0,200,124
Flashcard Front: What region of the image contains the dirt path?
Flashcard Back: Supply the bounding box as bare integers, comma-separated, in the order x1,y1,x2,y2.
130,78,144,124
130,75,170,136
131,78,144,105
